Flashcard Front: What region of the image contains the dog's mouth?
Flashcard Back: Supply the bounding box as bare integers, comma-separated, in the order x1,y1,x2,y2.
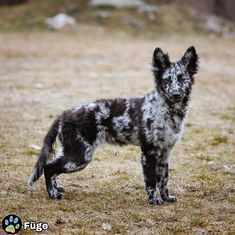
170,95,184,104
171,96,183,103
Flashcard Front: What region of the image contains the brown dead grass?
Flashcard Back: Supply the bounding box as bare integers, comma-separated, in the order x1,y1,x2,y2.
0,30,234,234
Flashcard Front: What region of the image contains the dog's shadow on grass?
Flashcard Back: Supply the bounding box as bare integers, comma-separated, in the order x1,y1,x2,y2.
43,180,149,212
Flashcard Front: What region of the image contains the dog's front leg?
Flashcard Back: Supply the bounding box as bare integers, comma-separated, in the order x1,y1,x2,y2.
156,161,177,203
141,153,164,205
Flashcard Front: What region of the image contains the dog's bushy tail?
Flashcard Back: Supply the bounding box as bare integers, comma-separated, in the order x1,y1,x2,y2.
28,117,60,187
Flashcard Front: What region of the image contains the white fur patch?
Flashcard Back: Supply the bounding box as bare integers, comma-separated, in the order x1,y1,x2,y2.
64,162,77,171
95,102,110,123
84,145,94,162
55,147,64,158
87,102,98,110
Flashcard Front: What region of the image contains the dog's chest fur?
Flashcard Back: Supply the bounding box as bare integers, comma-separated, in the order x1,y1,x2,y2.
141,90,184,148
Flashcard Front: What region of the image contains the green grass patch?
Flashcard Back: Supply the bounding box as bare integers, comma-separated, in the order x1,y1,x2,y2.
24,148,40,156
190,215,209,228
208,136,228,146
196,154,213,161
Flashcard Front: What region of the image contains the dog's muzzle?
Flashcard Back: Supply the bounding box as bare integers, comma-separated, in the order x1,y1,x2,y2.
171,93,183,103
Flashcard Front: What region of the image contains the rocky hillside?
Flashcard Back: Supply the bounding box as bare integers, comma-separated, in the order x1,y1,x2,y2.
0,0,234,36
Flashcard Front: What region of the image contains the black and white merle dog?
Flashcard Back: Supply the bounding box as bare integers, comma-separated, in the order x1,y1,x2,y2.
28,46,198,205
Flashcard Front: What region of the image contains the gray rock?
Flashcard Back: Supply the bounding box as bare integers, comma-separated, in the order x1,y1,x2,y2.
90,0,157,22
90,0,145,9
92,11,110,20
46,13,76,30
204,14,235,36
138,3,157,13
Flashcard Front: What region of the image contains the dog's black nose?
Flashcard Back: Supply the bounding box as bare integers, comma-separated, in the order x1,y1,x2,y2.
172,94,181,100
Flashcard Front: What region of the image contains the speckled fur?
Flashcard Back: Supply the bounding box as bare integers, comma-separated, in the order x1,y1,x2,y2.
28,46,199,204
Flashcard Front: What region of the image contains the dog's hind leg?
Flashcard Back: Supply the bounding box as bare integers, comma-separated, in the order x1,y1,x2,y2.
44,141,94,199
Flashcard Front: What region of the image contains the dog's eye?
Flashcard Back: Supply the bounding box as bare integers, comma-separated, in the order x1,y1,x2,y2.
177,74,183,82
165,76,172,82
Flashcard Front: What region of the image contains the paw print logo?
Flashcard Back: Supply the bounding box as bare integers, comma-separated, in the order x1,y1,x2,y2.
2,215,22,234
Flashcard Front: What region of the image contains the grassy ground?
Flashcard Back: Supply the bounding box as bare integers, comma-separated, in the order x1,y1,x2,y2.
0,30,234,234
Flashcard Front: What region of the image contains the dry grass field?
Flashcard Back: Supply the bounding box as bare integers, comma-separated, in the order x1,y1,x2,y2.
0,30,234,234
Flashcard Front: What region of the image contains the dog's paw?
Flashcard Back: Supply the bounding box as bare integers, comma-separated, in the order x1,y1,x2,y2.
148,197,164,205
56,186,65,193
3,215,22,234
49,188,64,200
163,195,177,203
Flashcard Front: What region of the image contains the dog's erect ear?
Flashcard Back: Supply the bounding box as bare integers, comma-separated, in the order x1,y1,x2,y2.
181,46,199,76
152,47,170,71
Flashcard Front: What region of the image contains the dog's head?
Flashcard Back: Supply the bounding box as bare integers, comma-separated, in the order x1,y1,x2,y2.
152,46,199,104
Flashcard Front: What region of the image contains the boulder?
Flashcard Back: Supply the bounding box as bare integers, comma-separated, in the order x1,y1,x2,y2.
46,13,76,30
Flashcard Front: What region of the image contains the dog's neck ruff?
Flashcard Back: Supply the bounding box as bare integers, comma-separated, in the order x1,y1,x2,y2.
147,89,188,120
